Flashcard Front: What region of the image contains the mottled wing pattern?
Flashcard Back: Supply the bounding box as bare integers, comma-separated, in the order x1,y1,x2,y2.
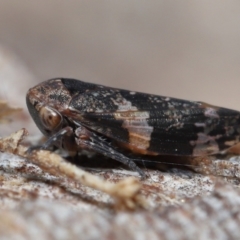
64,82,240,157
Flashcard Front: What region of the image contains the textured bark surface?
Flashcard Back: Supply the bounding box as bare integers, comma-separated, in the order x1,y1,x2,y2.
1,129,240,240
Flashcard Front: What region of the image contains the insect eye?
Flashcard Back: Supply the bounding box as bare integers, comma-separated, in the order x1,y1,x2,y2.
39,106,62,130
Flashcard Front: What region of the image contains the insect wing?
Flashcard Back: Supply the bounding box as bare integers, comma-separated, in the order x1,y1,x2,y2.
61,80,240,157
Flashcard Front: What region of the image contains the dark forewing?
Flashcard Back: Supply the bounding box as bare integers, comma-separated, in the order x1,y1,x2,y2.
62,79,240,156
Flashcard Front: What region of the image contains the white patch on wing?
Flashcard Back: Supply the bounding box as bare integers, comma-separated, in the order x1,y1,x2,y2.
111,97,138,111
194,122,206,128
190,132,220,155
114,108,153,150
111,94,154,151
204,108,219,118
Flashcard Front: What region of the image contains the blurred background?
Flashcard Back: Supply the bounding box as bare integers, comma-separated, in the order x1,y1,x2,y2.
0,1,240,134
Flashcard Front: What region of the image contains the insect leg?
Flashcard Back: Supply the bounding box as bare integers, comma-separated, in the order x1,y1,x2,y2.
27,126,73,153
75,126,146,178
43,127,74,149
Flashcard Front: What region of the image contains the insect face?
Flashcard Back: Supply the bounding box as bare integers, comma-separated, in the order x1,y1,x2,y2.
26,79,71,136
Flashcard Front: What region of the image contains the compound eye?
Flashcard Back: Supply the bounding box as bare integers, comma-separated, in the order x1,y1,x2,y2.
39,106,62,130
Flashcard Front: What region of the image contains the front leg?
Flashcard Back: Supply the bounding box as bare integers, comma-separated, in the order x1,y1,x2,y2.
28,125,146,178
75,126,146,178
27,126,77,155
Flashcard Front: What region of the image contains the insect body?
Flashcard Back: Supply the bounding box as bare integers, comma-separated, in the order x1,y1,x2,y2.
26,78,240,178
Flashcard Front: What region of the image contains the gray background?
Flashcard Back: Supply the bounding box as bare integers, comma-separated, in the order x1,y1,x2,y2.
0,1,240,109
